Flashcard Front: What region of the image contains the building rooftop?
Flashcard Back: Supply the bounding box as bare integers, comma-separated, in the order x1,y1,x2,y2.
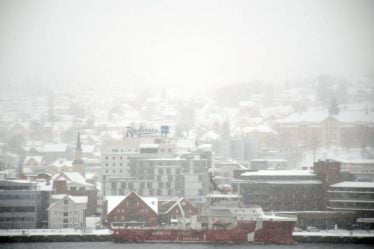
330,181,374,189
241,170,314,177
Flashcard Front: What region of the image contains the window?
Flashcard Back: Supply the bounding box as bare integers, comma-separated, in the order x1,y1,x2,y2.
63,218,68,223
111,182,117,190
64,199,68,205
63,212,68,217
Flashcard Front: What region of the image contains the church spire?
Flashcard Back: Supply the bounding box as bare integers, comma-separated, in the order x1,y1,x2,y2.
76,129,82,152
72,129,85,176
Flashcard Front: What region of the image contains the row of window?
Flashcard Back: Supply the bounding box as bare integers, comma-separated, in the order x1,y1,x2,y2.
105,155,129,160
0,195,40,200
105,169,124,174
0,206,35,213
105,162,130,167
113,189,176,196
0,217,34,222
111,149,137,153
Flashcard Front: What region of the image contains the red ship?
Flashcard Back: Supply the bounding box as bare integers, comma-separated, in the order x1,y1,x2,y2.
112,193,296,244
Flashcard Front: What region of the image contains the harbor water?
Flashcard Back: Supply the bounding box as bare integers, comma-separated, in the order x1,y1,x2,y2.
0,242,372,249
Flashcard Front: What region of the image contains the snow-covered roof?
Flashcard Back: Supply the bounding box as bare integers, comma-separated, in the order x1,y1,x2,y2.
40,144,69,153
51,194,66,200
35,180,53,191
200,130,220,141
330,181,374,189
48,195,87,210
105,195,127,214
139,144,159,149
277,107,374,124
338,159,374,165
241,170,314,177
53,172,90,186
82,145,96,153
50,158,73,168
142,197,158,214
105,193,158,215
69,195,88,204
61,172,86,183
24,156,43,165
276,109,328,123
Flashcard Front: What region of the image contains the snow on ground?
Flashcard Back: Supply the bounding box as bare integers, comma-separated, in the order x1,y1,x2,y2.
0,229,111,236
293,229,374,237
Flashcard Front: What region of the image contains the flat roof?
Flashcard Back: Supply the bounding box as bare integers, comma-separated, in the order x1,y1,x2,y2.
330,181,374,189
241,170,315,177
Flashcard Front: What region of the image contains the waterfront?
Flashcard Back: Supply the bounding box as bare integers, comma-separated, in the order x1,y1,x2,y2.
0,242,373,249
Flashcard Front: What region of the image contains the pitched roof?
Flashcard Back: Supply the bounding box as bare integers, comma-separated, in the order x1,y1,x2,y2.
105,195,127,214
24,156,43,165
47,195,87,210
105,192,158,215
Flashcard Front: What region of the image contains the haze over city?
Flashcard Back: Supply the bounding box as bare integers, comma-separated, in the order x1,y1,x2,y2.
0,0,374,247
1,0,374,92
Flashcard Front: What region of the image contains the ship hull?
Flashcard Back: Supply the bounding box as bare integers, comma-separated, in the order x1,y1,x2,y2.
112,220,295,244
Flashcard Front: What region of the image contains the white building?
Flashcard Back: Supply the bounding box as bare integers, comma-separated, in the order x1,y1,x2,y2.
48,195,87,229
101,134,176,181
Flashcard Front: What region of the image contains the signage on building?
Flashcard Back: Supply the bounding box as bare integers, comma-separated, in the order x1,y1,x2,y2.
125,126,160,138
160,125,169,135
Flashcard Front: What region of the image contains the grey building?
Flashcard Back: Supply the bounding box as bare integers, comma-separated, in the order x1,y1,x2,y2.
328,181,374,217
232,170,323,211
0,180,50,229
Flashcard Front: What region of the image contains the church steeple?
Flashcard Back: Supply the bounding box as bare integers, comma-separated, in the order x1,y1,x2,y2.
76,130,82,153
72,130,85,176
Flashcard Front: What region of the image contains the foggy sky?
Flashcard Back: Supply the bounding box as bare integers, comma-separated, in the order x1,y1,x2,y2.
0,0,373,91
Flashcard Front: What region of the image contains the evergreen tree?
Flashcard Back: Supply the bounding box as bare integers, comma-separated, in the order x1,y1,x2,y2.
329,97,339,115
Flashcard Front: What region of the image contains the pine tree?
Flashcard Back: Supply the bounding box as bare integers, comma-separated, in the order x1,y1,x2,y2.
329,97,339,115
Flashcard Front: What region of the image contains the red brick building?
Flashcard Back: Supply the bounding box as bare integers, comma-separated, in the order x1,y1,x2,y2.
104,192,158,227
